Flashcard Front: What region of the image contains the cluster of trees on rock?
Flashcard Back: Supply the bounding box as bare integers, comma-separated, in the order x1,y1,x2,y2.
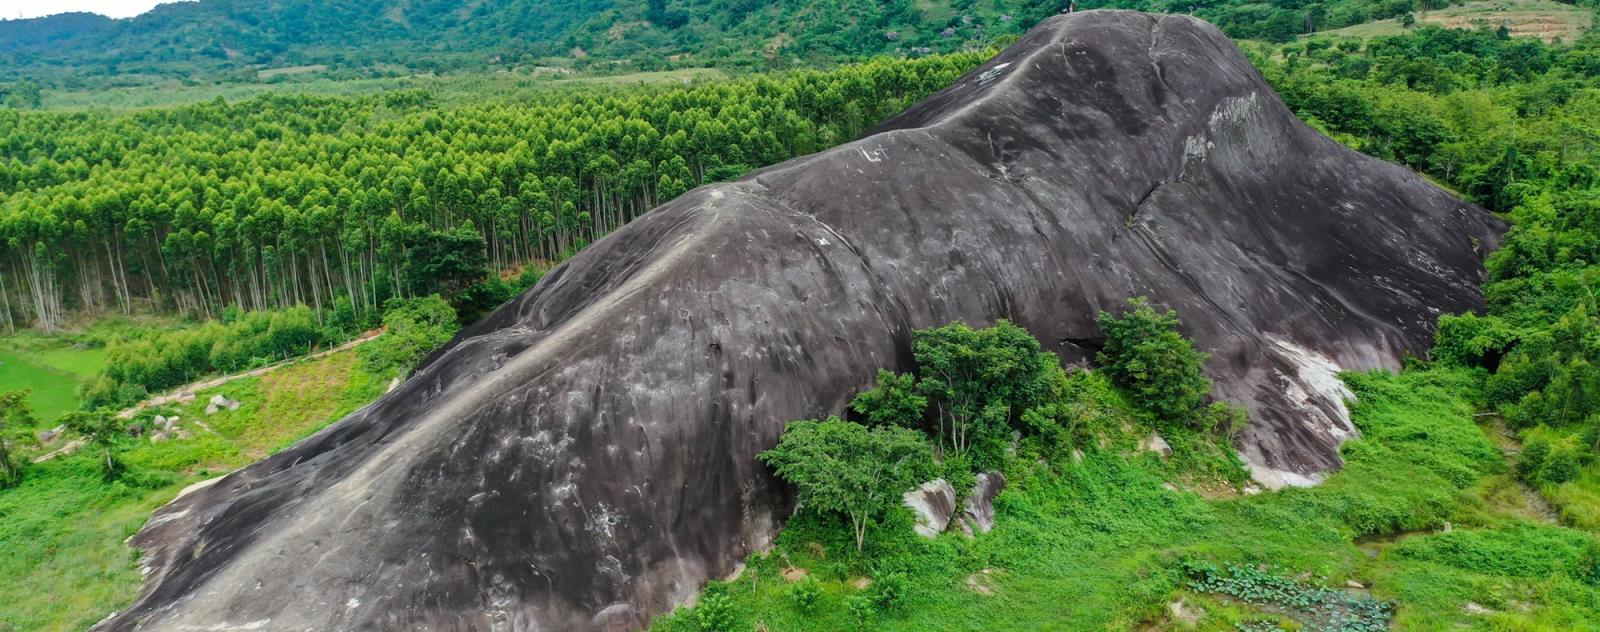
0,52,985,334
762,304,1228,553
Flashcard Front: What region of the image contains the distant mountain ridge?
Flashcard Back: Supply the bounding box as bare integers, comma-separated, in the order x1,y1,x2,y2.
0,0,1058,85
0,0,1499,86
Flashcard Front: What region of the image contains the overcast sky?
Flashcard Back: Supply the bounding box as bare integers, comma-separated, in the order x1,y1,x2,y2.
0,0,191,20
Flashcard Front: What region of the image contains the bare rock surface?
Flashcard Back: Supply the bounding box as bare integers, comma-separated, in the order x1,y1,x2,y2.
102,11,1500,632
904,479,958,537
961,472,1006,535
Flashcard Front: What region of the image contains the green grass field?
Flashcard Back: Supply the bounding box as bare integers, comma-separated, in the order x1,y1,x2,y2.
653,369,1600,631
1306,0,1595,42
0,343,106,424
0,349,392,632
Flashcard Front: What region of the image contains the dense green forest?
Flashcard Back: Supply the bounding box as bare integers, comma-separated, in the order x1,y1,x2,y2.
0,53,981,335
5,0,1596,87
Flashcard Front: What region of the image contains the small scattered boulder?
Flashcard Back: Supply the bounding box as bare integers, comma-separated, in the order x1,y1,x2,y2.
903,479,956,538
1465,602,1493,615
780,566,808,582
1167,599,1200,626
1346,579,1366,589
205,394,241,415
960,471,1006,535
965,570,998,596
849,577,872,590
150,430,169,444
1140,431,1173,459
36,425,64,444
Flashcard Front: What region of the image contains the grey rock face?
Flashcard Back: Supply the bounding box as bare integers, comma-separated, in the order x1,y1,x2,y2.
1141,431,1174,459
102,11,1500,632
961,472,1006,535
903,479,958,537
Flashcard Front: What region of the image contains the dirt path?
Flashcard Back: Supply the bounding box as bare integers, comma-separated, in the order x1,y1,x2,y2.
29,332,381,464
1479,414,1559,523
114,331,382,419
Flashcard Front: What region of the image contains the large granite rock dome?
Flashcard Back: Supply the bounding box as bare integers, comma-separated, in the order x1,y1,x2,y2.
102,11,1501,631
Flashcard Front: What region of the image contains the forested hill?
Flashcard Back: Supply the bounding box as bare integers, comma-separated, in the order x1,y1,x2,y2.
7,0,1587,86
0,0,1057,85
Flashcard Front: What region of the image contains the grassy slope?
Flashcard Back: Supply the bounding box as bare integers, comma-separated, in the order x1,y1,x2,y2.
0,349,390,632
653,369,1600,631
0,334,107,423
1306,0,1595,42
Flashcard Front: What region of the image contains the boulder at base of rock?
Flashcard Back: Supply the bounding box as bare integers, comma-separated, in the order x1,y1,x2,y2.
1140,431,1173,459
903,479,956,538
961,471,1006,535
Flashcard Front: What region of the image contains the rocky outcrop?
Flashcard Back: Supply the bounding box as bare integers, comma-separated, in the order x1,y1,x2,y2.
102,11,1500,632
961,472,1006,535
903,479,958,537
1140,431,1174,460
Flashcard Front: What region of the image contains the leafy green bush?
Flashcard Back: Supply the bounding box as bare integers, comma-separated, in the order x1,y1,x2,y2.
870,571,908,610
0,390,35,487
693,588,734,632
1573,539,1600,587
1096,298,1213,428
849,370,925,429
1520,438,1551,481
358,296,460,375
844,594,872,631
787,576,822,612
1540,444,1582,485
759,417,935,551
1432,312,1517,368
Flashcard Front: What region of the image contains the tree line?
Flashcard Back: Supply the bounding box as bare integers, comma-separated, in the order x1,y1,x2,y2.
0,51,987,334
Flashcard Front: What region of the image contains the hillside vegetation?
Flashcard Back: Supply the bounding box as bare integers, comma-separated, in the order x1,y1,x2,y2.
0,347,393,632
4,0,1595,87
2,8,1600,631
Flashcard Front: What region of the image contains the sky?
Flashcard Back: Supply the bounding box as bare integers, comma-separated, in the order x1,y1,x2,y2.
1,0,191,20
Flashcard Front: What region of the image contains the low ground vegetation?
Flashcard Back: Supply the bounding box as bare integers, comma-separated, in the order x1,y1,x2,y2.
0,347,393,632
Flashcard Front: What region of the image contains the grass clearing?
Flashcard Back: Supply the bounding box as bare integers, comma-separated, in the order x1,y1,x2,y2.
0,351,83,424
1306,0,1595,42
0,347,392,632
